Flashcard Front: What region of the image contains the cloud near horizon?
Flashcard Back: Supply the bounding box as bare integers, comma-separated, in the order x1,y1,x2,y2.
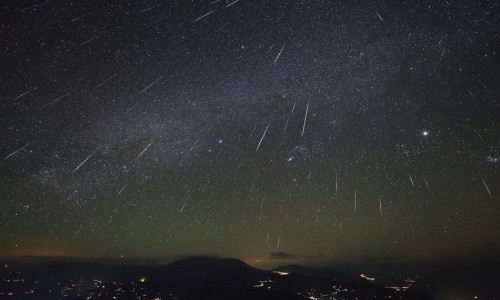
269,252,325,260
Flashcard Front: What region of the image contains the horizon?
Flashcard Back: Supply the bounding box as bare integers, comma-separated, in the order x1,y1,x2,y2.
2,254,500,270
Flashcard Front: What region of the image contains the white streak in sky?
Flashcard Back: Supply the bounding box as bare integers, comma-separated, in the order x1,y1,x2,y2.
225,0,240,8
69,11,95,22
423,176,432,193
354,192,357,212
379,196,382,217
186,138,200,157
73,150,97,173
408,173,415,187
11,86,39,102
137,5,160,14
4,140,34,160
481,177,492,198
41,93,69,108
193,10,214,22
301,102,309,136
180,201,187,212
80,35,101,46
118,184,127,195
139,76,164,94
71,226,83,239
335,173,338,195
475,130,485,143
283,102,296,134
274,44,285,63
256,123,270,151
94,73,117,89
247,125,257,140
135,138,154,161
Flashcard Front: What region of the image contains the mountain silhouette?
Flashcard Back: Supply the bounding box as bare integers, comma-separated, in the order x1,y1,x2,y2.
150,256,254,280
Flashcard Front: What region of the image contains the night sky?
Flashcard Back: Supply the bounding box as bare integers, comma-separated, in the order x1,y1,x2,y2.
1,0,499,268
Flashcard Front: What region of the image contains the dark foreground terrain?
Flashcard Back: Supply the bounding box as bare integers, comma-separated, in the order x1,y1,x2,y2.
3,257,496,299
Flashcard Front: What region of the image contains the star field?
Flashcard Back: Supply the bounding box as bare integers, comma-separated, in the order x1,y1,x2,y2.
0,0,499,267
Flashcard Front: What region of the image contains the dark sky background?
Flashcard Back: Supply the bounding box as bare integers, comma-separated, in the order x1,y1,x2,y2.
0,0,499,268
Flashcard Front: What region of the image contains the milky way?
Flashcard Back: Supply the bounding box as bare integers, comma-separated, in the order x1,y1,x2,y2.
1,0,499,266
